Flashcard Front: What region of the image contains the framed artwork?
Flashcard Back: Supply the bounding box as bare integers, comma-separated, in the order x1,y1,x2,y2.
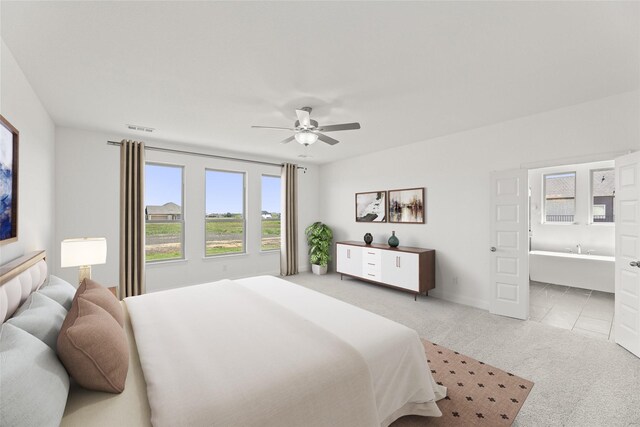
355,191,387,222
0,115,19,245
388,187,425,224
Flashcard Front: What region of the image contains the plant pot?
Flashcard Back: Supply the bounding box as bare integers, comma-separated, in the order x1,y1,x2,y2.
312,264,328,275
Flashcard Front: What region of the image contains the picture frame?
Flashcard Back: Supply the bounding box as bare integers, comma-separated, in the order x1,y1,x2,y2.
0,115,19,245
355,191,387,222
388,187,425,224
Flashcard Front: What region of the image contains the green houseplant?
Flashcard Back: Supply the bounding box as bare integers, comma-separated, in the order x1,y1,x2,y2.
305,222,333,275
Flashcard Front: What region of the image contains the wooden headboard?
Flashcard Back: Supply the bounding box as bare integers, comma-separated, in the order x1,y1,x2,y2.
0,250,47,322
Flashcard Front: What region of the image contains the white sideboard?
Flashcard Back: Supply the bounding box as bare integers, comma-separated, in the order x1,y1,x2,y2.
336,241,435,297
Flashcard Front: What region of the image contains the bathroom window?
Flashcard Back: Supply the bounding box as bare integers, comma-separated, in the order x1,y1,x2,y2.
544,172,576,223
591,168,615,223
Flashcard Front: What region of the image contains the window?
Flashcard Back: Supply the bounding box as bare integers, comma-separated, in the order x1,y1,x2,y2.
261,175,281,251
591,168,615,223
145,163,184,262
544,172,576,223
205,170,245,256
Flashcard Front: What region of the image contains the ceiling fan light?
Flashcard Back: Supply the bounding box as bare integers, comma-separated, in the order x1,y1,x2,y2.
295,131,318,146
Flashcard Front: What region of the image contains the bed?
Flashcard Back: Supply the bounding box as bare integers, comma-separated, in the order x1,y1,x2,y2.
1,251,446,427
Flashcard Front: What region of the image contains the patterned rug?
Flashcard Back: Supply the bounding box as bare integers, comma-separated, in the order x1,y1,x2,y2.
391,340,534,426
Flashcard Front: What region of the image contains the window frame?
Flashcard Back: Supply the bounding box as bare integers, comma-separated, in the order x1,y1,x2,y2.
589,167,615,225
144,162,186,264
542,171,577,224
204,168,247,258
260,174,282,253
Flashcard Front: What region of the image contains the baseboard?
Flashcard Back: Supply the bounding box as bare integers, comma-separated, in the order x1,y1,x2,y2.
428,289,489,311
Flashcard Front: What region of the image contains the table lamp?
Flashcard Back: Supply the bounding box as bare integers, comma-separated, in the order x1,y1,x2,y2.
61,238,107,285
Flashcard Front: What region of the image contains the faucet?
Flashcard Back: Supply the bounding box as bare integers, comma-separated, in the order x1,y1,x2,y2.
576,244,582,255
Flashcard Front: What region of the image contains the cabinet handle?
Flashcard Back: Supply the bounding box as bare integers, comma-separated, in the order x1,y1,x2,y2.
368,263,375,266
367,252,375,255
398,256,401,268
368,273,375,277
347,249,350,258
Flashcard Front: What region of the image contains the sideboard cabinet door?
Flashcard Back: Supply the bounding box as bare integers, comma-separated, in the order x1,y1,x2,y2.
336,244,363,278
381,251,420,291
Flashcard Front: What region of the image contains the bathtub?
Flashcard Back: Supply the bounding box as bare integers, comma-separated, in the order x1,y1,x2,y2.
529,250,615,293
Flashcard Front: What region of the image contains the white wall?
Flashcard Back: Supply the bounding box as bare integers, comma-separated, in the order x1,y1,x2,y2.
529,160,615,256
54,127,319,291
319,91,639,310
0,40,55,265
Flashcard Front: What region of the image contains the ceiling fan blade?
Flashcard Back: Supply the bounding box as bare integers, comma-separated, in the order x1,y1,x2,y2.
317,133,340,145
280,135,295,144
251,125,296,131
295,109,311,128
316,122,361,132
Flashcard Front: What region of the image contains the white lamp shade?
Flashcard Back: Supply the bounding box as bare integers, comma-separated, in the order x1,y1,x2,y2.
61,238,107,267
295,131,318,145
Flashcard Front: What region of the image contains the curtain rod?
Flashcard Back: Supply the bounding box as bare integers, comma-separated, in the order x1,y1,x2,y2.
106,141,307,171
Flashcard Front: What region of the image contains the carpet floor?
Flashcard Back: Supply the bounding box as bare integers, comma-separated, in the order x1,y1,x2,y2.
285,273,640,426
392,340,533,426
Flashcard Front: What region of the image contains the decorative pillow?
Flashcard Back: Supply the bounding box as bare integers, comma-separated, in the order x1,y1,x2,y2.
6,292,67,351
75,278,124,327
57,298,129,393
37,275,76,310
0,323,70,427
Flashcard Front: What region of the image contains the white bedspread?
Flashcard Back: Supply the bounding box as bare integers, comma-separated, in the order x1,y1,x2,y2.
126,279,380,427
236,276,446,425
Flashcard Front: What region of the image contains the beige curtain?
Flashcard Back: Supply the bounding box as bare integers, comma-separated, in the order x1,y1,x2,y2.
280,163,298,276
119,140,145,297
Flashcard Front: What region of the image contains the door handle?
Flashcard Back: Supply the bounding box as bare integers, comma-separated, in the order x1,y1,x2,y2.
490,247,497,252
631,261,640,268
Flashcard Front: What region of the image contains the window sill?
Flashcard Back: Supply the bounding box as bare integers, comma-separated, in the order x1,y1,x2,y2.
202,252,249,260
146,258,187,266
260,249,281,255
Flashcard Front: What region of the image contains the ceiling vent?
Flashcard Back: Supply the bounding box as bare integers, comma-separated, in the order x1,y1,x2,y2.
127,124,155,133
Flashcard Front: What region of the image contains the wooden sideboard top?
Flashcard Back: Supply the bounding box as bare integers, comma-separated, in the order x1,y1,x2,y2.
336,241,435,254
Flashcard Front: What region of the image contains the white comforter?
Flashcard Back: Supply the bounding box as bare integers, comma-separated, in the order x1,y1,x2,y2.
126,276,445,427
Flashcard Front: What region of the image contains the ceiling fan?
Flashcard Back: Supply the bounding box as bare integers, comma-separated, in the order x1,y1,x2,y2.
251,107,361,146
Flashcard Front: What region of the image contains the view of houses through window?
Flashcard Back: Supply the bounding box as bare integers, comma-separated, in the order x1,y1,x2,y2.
145,165,282,260
205,170,245,256
544,172,576,223
261,175,281,251
591,168,615,223
145,163,184,262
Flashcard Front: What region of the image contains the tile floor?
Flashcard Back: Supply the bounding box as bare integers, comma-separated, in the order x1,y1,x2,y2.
529,281,615,341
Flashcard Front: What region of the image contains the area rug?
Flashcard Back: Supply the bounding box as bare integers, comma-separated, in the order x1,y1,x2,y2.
391,340,534,426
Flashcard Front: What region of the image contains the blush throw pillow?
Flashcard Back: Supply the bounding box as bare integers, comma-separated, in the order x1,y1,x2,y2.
75,278,124,327
57,298,129,393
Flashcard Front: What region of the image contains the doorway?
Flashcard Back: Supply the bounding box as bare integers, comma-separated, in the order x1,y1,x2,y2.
489,151,640,357
527,161,615,340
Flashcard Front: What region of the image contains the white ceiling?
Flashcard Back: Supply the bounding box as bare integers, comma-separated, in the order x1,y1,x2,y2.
2,1,638,164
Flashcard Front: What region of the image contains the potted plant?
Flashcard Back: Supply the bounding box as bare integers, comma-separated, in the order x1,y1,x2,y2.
305,222,333,275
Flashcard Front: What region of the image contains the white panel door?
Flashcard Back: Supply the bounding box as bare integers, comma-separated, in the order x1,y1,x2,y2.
615,151,640,357
336,244,363,278
381,251,419,291
489,169,529,320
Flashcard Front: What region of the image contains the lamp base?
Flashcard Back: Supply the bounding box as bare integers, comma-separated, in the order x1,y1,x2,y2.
78,265,92,286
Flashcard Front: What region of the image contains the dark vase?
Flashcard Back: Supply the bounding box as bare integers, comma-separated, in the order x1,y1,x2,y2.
364,233,373,245
388,231,399,248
